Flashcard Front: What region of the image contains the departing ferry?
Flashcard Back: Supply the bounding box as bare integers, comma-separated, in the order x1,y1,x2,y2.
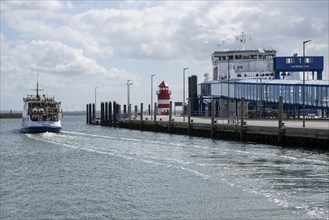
21,77,62,133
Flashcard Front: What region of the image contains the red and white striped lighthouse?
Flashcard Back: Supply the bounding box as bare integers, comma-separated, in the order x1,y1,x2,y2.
156,81,171,115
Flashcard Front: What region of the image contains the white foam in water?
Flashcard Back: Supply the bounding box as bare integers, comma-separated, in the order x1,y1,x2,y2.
25,129,328,219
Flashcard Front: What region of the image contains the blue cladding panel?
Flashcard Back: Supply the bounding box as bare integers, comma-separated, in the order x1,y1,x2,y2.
274,56,323,72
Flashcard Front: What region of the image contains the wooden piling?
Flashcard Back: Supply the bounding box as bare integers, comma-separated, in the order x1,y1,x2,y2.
140,103,143,130
105,102,108,126
113,101,117,127
169,101,172,133
109,102,112,127
188,99,191,136
211,99,215,138
92,103,95,120
123,104,127,115
100,102,104,125
86,104,89,124
88,103,92,124
240,97,245,141
278,96,284,145
153,103,157,132
129,104,132,129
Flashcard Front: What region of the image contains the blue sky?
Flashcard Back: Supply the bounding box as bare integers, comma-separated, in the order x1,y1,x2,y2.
1,0,328,111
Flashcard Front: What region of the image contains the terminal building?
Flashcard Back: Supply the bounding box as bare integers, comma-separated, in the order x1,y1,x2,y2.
191,33,328,119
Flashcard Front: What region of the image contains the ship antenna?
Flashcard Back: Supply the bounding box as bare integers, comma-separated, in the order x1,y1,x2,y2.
32,72,44,99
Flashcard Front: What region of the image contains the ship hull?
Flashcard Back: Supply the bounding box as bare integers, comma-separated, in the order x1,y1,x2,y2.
21,117,62,133
20,126,62,133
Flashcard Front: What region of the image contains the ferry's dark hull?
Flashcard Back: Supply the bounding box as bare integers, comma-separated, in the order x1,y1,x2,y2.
20,126,62,133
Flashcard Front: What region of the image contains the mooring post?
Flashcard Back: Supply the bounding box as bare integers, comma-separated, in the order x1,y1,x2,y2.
169,101,172,133
134,105,138,118
88,103,92,124
113,101,117,127
278,96,284,145
92,103,95,121
153,103,157,132
188,99,191,136
105,102,108,126
109,102,112,127
86,104,89,124
100,102,105,126
211,99,215,138
129,104,132,129
123,104,127,116
240,97,245,141
140,103,143,130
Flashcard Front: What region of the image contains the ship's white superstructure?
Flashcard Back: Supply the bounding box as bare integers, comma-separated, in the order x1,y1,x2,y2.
211,32,280,81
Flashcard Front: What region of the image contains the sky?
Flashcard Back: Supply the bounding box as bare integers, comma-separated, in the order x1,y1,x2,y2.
1,0,328,111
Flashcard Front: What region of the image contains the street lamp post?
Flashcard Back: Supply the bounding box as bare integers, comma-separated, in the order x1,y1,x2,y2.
227,58,231,121
183,67,189,122
95,87,98,117
151,74,156,120
303,40,311,127
127,80,133,119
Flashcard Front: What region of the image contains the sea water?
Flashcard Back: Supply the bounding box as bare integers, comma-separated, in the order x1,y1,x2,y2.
1,116,328,219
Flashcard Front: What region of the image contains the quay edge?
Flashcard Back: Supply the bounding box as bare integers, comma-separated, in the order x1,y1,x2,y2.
86,98,328,149
116,119,329,149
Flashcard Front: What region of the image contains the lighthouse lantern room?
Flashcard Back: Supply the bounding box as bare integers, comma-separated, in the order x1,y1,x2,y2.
156,81,171,115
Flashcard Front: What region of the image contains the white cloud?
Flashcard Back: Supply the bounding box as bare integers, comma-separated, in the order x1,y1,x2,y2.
0,0,328,111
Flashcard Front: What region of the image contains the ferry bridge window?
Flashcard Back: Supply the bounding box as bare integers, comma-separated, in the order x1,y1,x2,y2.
235,55,242,59
251,55,258,59
286,58,295,64
305,57,314,64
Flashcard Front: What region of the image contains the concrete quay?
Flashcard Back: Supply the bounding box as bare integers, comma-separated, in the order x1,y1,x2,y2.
118,116,329,148
86,100,329,149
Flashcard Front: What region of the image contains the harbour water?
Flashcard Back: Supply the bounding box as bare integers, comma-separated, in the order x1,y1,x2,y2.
1,116,328,219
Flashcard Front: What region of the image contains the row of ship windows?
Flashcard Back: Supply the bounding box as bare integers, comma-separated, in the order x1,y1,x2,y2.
217,55,275,60
286,57,314,64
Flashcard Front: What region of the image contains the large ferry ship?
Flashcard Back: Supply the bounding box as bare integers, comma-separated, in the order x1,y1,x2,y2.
192,32,328,118
21,77,62,133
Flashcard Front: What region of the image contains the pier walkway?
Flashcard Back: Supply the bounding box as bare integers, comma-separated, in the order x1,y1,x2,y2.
134,115,329,130
86,100,329,149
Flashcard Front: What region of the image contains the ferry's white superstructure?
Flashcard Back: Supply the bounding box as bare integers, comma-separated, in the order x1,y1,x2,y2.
21,80,62,133
194,32,328,118
211,32,278,81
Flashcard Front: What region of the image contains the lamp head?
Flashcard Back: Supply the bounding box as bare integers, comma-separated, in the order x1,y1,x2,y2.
303,40,312,44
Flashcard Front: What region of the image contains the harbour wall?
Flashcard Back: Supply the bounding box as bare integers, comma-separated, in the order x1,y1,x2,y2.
86,98,329,149
0,111,22,118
